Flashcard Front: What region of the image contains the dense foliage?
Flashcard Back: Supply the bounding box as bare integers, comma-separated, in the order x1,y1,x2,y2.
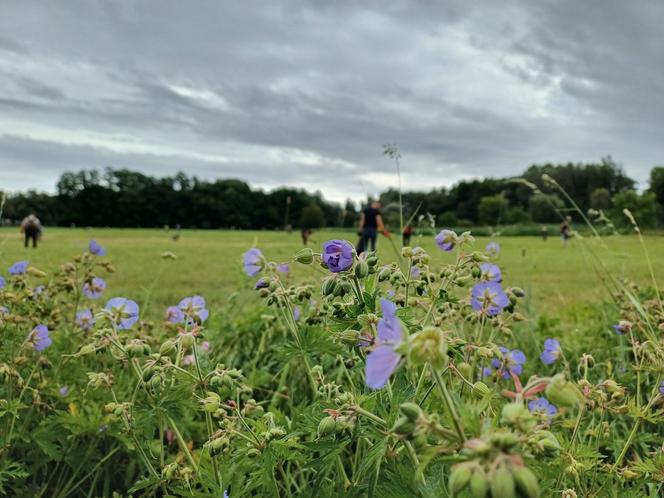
2,214,664,496
4,157,663,229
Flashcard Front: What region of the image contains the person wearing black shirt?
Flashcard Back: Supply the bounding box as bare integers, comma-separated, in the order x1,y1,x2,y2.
358,201,386,252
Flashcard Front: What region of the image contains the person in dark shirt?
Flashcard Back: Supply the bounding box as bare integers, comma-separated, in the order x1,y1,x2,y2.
402,225,413,246
358,201,386,252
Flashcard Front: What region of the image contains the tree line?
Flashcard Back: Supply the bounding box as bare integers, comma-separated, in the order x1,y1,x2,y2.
3,157,664,230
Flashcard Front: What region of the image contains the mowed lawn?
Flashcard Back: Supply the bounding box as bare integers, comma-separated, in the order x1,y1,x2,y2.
1,227,663,323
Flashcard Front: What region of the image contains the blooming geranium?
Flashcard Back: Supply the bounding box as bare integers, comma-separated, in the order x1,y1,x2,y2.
89,239,106,256
75,309,96,330
82,277,106,299
322,240,354,273
435,229,456,252
612,320,631,335
59,386,70,397
528,397,557,418
178,295,209,323
165,306,185,323
277,263,290,273
8,261,29,275
479,262,502,283
470,281,509,316
104,297,139,330
486,241,500,256
365,299,404,389
293,306,301,321
28,324,52,351
242,248,264,276
0,276,5,289
540,338,562,365
484,347,526,379
254,278,269,290
410,266,421,278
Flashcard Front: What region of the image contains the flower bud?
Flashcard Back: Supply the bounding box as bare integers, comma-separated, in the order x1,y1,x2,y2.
399,402,422,421
322,277,337,296
408,327,448,369
489,432,519,450
27,267,47,278
513,467,540,498
546,374,582,407
202,392,221,412
159,340,176,356
294,248,314,265
392,416,416,436
448,462,473,496
180,333,195,350
473,382,490,397
336,329,361,346
366,255,378,267
469,468,490,498
457,362,472,380
354,261,369,279
78,344,97,355
490,468,516,498
317,416,337,437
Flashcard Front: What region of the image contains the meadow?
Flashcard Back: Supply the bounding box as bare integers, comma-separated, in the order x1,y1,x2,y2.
1,226,664,497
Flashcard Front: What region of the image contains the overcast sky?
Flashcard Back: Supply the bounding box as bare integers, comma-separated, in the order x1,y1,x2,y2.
1,0,662,203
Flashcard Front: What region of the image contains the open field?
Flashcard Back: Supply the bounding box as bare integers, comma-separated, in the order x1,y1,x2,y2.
1,227,662,323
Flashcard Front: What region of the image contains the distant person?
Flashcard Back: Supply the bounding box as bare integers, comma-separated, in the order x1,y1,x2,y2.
358,200,388,253
20,213,42,248
560,216,572,248
541,225,548,241
402,224,413,246
301,227,313,246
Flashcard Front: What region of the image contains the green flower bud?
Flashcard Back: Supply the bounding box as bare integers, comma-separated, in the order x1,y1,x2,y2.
408,327,448,369
377,267,391,282
457,362,473,379
546,374,583,407
489,431,519,450
354,261,369,279
473,382,491,397
322,277,337,296
180,333,195,350
399,402,422,421
490,468,516,498
469,468,490,498
336,329,361,345
317,416,337,437
501,403,536,432
448,462,473,496
510,286,526,297
159,340,176,356
392,416,416,436
366,255,379,267
78,344,97,355
513,466,540,498
294,247,314,264
471,266,481,278
202,392,221,412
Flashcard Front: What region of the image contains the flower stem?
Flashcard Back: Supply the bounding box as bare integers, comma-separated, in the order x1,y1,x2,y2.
429,363,465,442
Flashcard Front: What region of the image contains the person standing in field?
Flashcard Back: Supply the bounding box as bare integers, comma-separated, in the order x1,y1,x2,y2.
402,224,413,246
358,200,387,252
20,213,42,248
560,216,572,248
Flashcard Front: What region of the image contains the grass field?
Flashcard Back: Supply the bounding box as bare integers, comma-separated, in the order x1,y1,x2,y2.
1,227,662,324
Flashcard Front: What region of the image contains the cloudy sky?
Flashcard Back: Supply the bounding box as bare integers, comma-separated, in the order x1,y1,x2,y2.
1,0,662,203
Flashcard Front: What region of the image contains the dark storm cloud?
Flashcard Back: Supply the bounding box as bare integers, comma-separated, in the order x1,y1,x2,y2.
0,0,662,202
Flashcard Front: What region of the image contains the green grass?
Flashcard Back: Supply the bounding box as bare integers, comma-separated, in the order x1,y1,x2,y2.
1,227,662,322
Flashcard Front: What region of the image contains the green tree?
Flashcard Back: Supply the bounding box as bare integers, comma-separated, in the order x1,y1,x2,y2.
610,191,658,229
590,188,611,210
528,193,564,223
300,204,325,229
478,194,508,226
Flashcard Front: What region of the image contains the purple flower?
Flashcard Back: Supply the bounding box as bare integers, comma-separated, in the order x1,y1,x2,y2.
242,248,264,277
365,299,404,389
59,386,69,397
89,239,106,256
165,306,185,323
254,278,269,290
178,295,209,323
182,354,195,366
540,338,562,365
28,324,52,351
200,340,210,352
479,263,502,283
486,241,500,256
410,266,421,278
0,306,8,315
528,397,557,418
82,277,106,299
470,281,509,316
293,306,301,321
435,229,456,252
612,321,631,335
485,347,526,379
75,309,96,330
34,285,45,295
0,276,5,289
659,381,664,395
8,261,29,275
322,240,354,273
277,263,290,273
104,297,139,330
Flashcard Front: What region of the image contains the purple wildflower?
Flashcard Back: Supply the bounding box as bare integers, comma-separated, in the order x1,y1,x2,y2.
82,277,106,299
200,340,210,352
612,321,631,335
0,276,5,289
165,306,185,323
59,386,69,397
75,309,96,330
470,281,509,316
485,347,526,379
178,295,209,323
254,278,269,290
322,240,354,273
89,239,106,256
528,397,557,418
28,324,52,351
540,339,562,365
479,263,502,283
659,381,664,395
365,299,404,389
277,263,290,273
435,229,456,252
242,248,264,277
293,306,301,321
486,241,500,256
104,297,139,330
34,285,45,295
8,261,29,275
182,354,194,366
410,266,421,278
0,306,8,315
